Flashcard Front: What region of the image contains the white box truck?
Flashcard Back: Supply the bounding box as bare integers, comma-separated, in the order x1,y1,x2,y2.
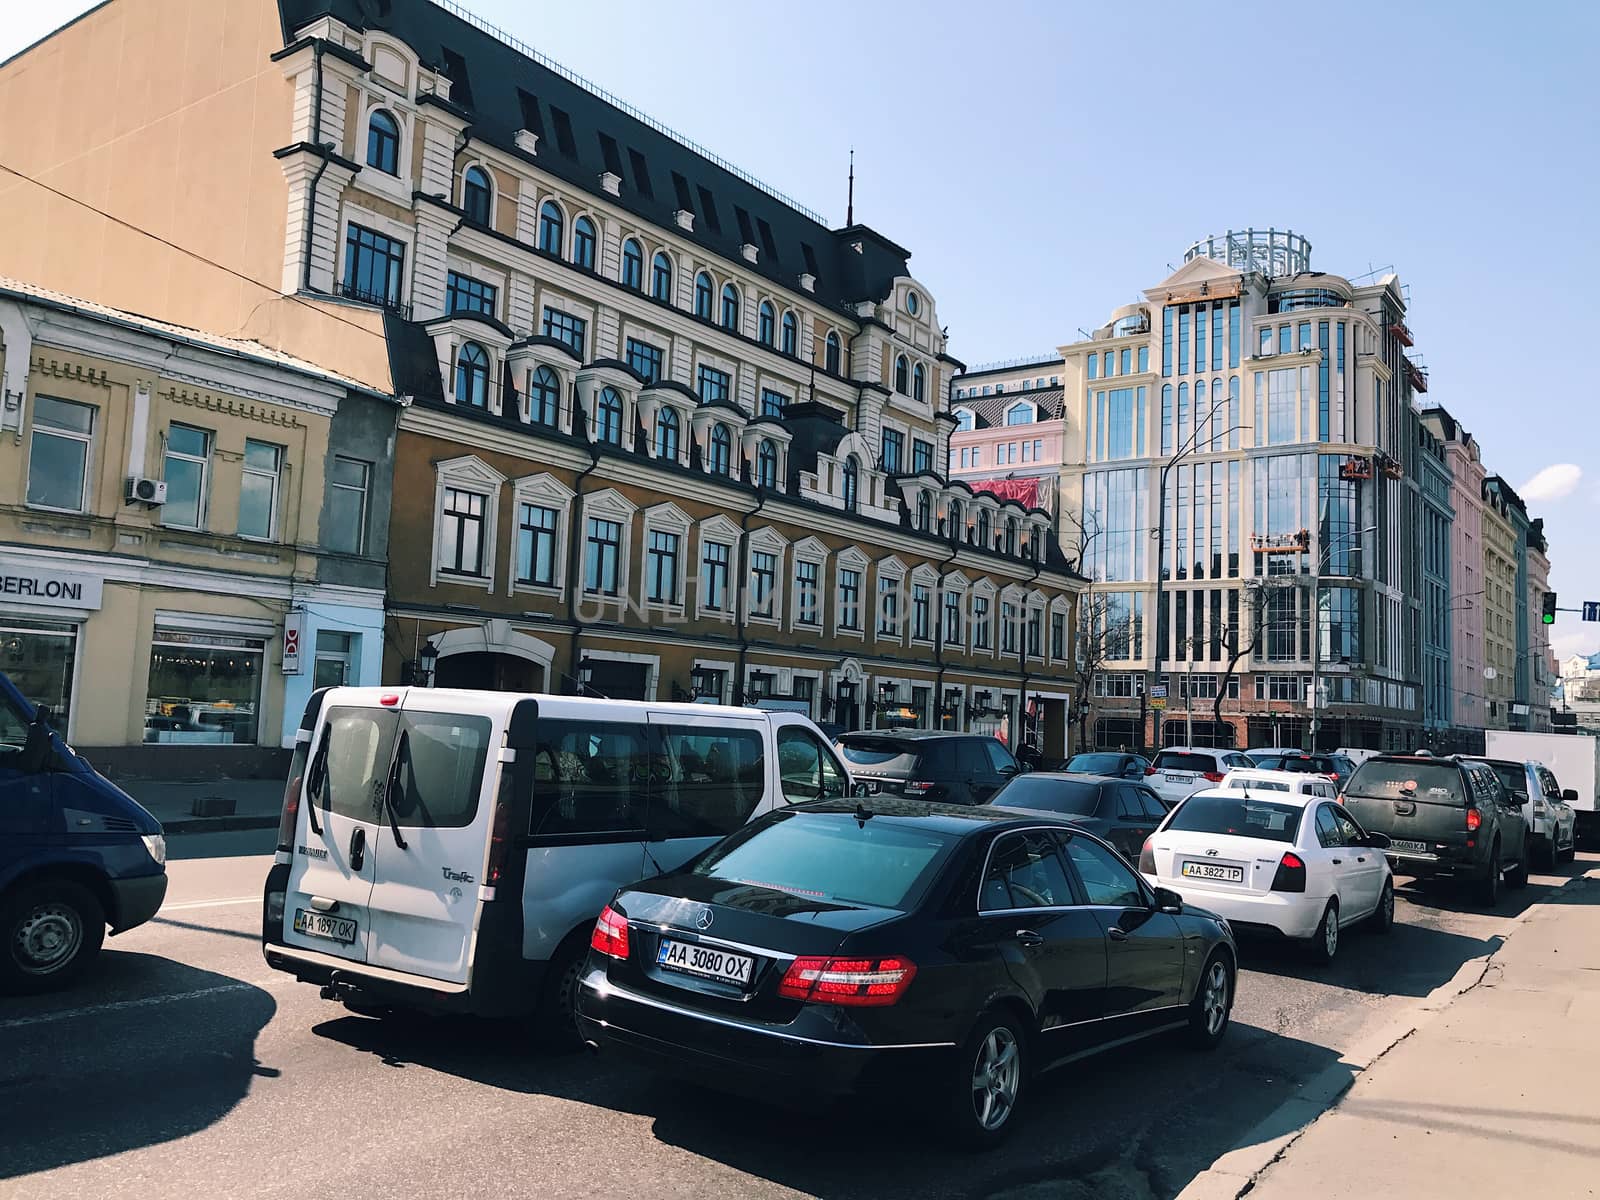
1483,730,1600,846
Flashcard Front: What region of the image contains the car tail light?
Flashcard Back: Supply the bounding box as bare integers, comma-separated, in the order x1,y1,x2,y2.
1139,836,1156,875
903,780,934,796
590,904,630,960
1202,771,1225,784
778,955,918,1006
276,757,306,852
1466,807,1482,832
485,797,513,888
1145,766,1158,777
1271,851,1307,893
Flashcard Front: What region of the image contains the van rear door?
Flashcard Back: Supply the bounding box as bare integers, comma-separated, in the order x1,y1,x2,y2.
282,700,401,962
364,693,504,984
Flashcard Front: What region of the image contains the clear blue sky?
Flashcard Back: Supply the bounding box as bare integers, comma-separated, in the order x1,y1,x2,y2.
6,0,1598,662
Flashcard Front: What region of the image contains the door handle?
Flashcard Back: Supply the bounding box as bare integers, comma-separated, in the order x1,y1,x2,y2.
1013,930,1044,947
1107,926,1129,942
1331,857,1343,865
349,825,366,872
1356,856,1367,863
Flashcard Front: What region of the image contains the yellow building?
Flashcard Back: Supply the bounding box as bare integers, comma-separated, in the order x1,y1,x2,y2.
0,278,396,773
1480,483,1517,729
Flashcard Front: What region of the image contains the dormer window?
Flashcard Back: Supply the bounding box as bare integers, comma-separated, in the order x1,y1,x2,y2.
894,354,909,394
709,424,733,475
756,439,778,489
720,283,741,332
694,272,714,320
454,342,489,408
825,331,841,374
462,166,491,224
652,252,674,302
955,409,975,432
912,363,926,403
1006,402,1034,426
758,300,775,346
655,407,681,461
573,216,596,271
781,312,797,356
595,387,624,445
621,239,644,290
528,365,560,426
906,290,921,317
916,491,931,530
842,455,860,513
366,109,399,175
538,201,564,255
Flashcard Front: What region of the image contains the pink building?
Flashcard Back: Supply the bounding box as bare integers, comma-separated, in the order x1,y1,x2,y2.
949,357,1065,515
1421,406,1485,731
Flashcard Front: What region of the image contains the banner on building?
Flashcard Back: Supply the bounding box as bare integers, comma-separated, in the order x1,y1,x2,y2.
968,477,1041,508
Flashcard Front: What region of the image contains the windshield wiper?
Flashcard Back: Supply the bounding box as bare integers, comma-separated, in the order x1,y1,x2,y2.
304,733,328,836
381,730,410,851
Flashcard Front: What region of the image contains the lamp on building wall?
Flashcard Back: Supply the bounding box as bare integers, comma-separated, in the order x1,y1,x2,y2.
418,640,439,688
579,656,595,689
967,689,997,721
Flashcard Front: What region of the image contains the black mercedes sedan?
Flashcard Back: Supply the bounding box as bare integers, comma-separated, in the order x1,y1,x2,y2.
576,799,1237,1147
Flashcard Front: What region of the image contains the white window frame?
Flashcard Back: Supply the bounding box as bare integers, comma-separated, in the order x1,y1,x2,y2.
641,501,693,613
162,422,213,531
971,581,998,655
25,394,96,515
910,565,939,647
874,555,906,644
579,488,638,603
791,537,827,632
509,473,574,599
941,572,970,653
745,526,788,627
695,513,741,620
430,455,505,589
834,548,869,640
238,438,283,542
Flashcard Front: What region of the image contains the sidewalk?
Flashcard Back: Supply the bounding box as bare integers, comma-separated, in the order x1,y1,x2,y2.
120,779,285,834
1245,869,1600,1199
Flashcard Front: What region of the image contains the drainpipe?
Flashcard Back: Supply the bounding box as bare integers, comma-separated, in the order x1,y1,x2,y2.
733,485,768,704
301,41,329,293
1017,558,1043,756
931,507,961,729
565,400,601,692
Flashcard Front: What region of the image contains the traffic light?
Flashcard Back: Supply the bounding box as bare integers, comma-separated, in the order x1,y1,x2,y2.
1543,592,1558,625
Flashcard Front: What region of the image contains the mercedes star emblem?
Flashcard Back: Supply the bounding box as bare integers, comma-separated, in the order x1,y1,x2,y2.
695,907,714,930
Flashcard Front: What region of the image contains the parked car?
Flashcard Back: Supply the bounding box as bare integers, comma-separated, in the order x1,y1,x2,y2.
835,731,1019,805
0,671,167,992
1217,767,1339,801
1140,787,1393,963
1245,746,1303,766
1062,751,1151,780
1250,752,1359,790
1146,747,1257,808
261,687,853,1041
986,773,1168,859
1552,797,1579,863
1341,755,1529,906
1482,758,1576,869
577,799,1237,1147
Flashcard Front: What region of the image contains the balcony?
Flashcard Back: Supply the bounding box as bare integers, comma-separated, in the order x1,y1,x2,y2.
333,280,412,319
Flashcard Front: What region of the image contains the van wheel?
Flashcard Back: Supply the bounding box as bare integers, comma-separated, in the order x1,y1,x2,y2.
537,940,586,1051
1,879,105,994
1307,900,1339,965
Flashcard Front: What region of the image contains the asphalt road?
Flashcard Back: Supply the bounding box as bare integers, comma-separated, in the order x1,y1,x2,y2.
3,832,1592,1200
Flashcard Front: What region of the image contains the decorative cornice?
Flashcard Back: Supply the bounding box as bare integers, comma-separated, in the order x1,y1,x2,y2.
163,385,308,429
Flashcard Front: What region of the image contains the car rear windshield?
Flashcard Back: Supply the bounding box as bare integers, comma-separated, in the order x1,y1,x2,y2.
1268,756,1327,774
989,776,1102,816
1153,752,1214,773
838,738,918,771
1065,753,1127,775
1345,761,1465,804
1485,762,1528,796
692,811,958,910
1168,794,1303,842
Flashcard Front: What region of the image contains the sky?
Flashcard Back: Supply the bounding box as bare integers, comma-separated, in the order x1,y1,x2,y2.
5,0,1599,661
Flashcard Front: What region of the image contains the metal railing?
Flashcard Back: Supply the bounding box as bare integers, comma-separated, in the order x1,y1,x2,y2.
429,0,829,226
333,279,411,318
1184,228,1312,277
962,354,1062,375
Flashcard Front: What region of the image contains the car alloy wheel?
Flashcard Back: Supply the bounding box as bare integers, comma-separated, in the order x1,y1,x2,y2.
1323,909,1338,959
14,901,83,975
971,1026,1021,1132
1202,959,1230,1037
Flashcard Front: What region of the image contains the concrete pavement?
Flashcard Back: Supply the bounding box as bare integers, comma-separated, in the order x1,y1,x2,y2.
119,778,284,834
1238,865,1600,1200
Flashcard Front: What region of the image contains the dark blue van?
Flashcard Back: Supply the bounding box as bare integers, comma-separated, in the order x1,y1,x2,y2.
0,671,167,992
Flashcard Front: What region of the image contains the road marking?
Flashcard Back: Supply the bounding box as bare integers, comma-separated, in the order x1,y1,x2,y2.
0,982,269,1030
160,896,260,912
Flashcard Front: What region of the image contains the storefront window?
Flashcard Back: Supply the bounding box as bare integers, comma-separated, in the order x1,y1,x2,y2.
0,619,78,730
145,627,264,744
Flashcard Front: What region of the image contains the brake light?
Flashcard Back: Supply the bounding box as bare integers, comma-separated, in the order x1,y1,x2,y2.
379,693,400,706
485,797,512,888
1466,807,1482,832
1202,771,1225,784
1139,836,1156,875
590,904,630,960
778,955,918,1006
1271,851,1307,893
1145,767,1158,776
903,780,934,796
276,766,304,852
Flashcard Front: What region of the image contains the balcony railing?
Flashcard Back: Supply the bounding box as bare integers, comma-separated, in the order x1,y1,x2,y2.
333,280,412,319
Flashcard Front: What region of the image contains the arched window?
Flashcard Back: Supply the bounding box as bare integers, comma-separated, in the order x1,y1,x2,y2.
977,508,992,546
825,331,841,374
781,312,797,356
527,365,560,426
655,406,680,461
756,439,778,489
572,217,596,270
462,166,491,224
694,272,714,319
758,301,776,346
595,387,624,445
454,341,489,408
539,201,564,255
916,491,931,531
621,239,644,290
709,424,732,475
652,252,674,302
842,455,860,512
1005,518,1018,555
894,354,909,394
912,363,926,403
366,109,399,174
720,283,741,332
948,499,963,539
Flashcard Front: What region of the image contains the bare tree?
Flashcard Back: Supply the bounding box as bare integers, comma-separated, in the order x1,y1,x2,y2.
1211,582,1266,737
1068,591,1135,754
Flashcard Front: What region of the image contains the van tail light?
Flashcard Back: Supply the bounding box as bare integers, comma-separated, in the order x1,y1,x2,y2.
778,955,918,1006
1465,807,1482,832
485,798,513,888
590,904,630,961
1271,851,1307,893
1139,836,1156,875
1202,771,1225,784
276,747,309,852
903,780,934,796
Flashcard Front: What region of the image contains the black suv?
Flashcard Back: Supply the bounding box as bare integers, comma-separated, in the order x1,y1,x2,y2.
835,731,1019,805
1342,754,1529,905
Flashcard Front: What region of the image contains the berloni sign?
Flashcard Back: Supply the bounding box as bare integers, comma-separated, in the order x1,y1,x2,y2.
0,565,104,611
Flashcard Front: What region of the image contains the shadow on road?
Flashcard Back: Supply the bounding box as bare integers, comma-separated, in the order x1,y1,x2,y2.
1235,917,1503,999
312,1008,1348,1200
0,955,275,1180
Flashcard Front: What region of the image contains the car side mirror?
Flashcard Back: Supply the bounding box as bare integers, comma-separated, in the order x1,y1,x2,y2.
18,709,54,774
1152,886,1183,913
1563,788,1578,804
1363,831,1391,850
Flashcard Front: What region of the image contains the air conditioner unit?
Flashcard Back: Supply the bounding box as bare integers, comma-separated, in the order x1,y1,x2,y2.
126,476,168,505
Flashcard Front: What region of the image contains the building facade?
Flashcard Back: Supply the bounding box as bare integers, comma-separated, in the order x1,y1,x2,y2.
0,0,1085,756
1416,416,1453,739
1054,229,1431,752
0,279,395,774
1480,481,1518,729
1526,518,1554,730
949,357,1067,518
1421,406,1486,735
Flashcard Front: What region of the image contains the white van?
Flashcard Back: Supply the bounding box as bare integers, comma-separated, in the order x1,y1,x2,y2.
261,687,852,1034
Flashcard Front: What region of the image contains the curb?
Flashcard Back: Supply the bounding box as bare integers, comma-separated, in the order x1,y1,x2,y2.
161,814,281,835
1173,879,1563,1200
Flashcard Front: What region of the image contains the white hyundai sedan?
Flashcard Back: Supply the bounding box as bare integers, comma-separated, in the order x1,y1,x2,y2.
1138,787,1396,963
